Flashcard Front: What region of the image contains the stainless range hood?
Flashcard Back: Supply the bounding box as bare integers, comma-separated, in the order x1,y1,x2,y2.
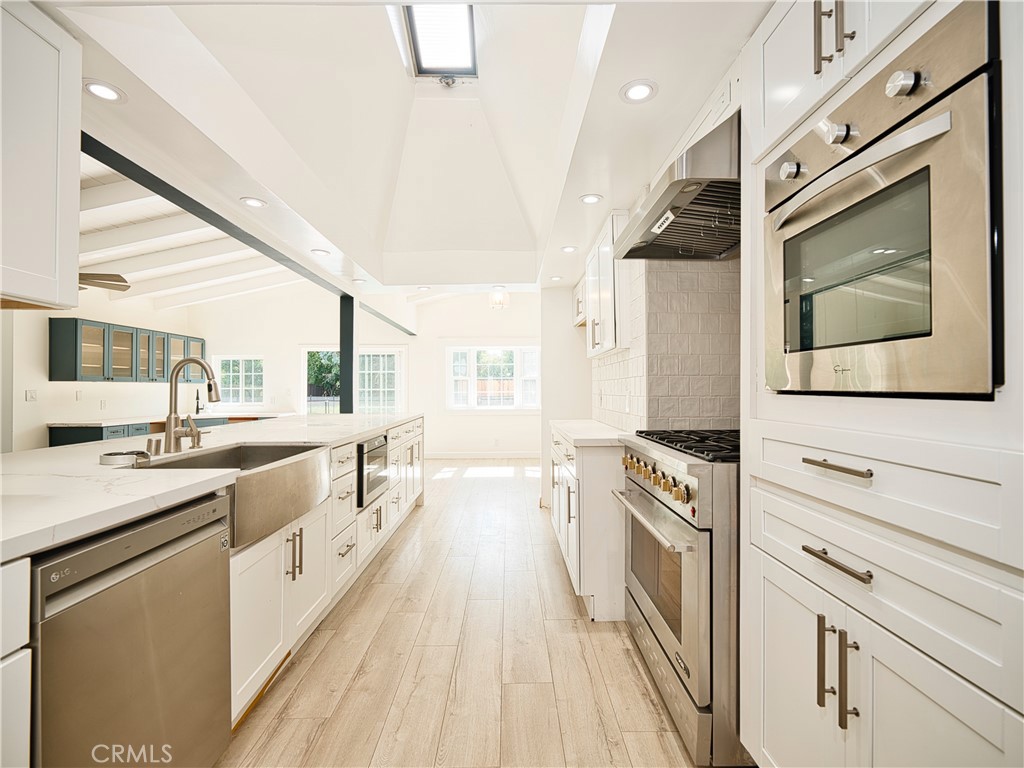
614,112,740,261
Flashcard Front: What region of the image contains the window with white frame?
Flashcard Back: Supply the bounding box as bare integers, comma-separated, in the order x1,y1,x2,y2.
446,346,539,410
215,357,264,405
358,348,405,414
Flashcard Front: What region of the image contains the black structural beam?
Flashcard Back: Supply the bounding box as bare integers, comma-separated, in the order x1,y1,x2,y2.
340,295,354,413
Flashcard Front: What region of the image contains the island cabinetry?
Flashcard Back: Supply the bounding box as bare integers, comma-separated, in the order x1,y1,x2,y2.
230,501,330,720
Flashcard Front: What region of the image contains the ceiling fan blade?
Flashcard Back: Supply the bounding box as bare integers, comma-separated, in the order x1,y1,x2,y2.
79,273,131,292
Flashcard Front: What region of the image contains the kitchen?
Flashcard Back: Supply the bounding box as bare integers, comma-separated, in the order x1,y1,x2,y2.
1,1,1021,767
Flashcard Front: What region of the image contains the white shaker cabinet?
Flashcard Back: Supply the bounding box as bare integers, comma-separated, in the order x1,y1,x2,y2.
230,530,288,720
0,559,31,768
749,549,1024,768
286,501,330,641
0,4,81,308
584,215,628,358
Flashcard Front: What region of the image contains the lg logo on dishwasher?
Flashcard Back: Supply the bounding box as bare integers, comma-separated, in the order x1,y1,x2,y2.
91,745,173,764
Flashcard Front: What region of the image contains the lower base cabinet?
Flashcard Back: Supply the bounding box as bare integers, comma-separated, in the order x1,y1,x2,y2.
356,496,387,568
229,501,330,720
751,549,1023,767
0,648,31,768
331,522,357,592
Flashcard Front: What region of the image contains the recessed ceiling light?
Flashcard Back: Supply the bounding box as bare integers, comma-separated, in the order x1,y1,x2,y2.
493,285,506,290
352,278,366,284
872,248,887,254
620,79,658,103
240,197,267,208
883,249,898,254
551,276,563,282
802,278,815,283
311,248,330,257
579,194,603,205
561,246,577,254
418,286,431,292
83,79,126,103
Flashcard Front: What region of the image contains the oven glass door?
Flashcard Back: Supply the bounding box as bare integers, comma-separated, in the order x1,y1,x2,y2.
630,516,682,642
765,73,994,395
619,483,710,706
360,444,388,506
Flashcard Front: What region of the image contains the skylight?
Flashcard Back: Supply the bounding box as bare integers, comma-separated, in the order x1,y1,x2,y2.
405,5,477,77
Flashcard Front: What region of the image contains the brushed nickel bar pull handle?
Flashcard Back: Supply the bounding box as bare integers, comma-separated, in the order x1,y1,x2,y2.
297,527,304,576
802,545,873,584
802,457,874,478
835,0,856,53
338,542,355,558
838,629,860,729
813,0,834,75
286,534,297,581
817,614,837,706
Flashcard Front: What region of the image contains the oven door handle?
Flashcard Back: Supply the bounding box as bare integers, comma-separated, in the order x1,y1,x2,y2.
612,489,691,554
772,110,952,232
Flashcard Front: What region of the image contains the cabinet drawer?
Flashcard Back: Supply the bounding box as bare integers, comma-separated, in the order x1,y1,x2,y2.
330,443,356,479
387,421,420,445
331,522,357,594
757,431,1021,567
331,475,357,538
102,425,127,439
129,423,151,436
0,648,31,768
0,559,29,657
751,487,1024,713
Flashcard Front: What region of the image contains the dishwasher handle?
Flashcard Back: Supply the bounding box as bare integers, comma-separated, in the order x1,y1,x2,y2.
33,494,229,602
38,520,228,619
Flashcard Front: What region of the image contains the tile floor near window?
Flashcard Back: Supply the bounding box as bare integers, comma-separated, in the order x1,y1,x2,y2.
218,460,692,768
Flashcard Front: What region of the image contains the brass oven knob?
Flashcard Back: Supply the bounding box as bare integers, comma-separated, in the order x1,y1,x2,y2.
661,476,674,492
627,457,636,471
635,461,645,477
650,471,663,488
672,483,692,504
642,465,652,481
621,455,629,467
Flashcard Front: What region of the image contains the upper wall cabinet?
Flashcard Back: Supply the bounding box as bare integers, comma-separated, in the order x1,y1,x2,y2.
757,0,931,155
585,213,628,358
0,5,81,309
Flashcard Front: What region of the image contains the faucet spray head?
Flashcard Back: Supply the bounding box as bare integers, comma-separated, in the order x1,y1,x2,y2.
208,379,221,403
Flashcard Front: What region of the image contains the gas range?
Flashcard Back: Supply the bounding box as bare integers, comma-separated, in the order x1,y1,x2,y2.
618,429,740,530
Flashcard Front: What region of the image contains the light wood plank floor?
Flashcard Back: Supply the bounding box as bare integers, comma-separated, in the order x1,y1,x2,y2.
217,460,694,768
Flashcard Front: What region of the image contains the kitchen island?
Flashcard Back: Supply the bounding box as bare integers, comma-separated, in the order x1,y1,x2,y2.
0,412,421,561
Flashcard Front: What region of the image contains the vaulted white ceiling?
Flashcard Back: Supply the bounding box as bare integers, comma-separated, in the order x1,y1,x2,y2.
53,2,770,296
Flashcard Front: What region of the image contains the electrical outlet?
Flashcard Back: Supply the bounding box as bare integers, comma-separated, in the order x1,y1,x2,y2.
25,390,37,402
75,390,82,401
100,400,107,410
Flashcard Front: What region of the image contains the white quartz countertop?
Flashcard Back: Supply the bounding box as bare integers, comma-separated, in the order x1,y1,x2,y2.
1,413,422,562
47,412,294,427
550,419,628,447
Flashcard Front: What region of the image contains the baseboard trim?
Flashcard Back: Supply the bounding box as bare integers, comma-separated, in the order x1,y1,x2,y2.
427,452,541,460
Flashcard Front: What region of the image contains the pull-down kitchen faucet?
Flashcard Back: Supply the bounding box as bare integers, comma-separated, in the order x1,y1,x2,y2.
165,357,221,453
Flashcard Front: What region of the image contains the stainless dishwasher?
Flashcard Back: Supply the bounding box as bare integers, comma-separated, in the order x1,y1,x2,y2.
31,494,232,768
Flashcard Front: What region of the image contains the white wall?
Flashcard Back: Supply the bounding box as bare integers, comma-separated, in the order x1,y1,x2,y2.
539,286,592,505
189,282,542,458
366,292,542,459
4,290,191,451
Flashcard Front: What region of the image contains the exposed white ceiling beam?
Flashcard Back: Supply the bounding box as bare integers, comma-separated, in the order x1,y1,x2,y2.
89,238,254,276
79,213,217,262
152,272,306,310
79,179,159,211
113,257,282,299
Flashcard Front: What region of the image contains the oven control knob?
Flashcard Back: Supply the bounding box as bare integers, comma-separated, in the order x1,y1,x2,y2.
672,483,693,503
650,471,663,488
621,455,629,467
779,161,802,181
662,476,673,492
885,70,920,98
823,121,851,145
642,465,652,481
634,461,645,476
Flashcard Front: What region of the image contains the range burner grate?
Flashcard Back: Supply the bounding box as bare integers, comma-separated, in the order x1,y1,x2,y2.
635,429,741,462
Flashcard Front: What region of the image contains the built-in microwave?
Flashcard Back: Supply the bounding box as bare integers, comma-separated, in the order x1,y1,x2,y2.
357,434,388,508
763,2,1002,398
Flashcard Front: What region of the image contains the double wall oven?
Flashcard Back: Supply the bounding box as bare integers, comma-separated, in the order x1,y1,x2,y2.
764,2,1002,397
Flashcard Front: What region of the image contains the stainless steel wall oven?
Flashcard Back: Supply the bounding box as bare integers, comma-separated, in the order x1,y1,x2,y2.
357,434,388,508
764,2,1002,397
